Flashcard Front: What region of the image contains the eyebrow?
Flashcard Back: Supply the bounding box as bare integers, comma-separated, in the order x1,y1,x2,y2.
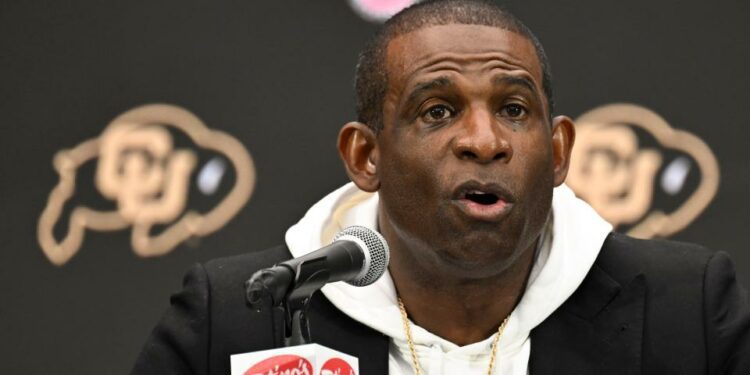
404,77,454,105
492,75,538,94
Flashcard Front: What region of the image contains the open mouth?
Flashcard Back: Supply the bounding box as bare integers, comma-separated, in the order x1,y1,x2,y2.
452,181,514,221
464,190,500,205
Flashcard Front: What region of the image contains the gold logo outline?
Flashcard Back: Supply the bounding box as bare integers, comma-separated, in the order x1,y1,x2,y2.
572,103,719,238
37,104,256,265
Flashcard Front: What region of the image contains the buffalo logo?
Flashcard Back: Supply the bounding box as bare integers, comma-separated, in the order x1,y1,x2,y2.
567,103,719,238
244,354,312,375
37,104,256,266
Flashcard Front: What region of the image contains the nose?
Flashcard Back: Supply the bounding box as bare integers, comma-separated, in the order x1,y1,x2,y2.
452,107,512,163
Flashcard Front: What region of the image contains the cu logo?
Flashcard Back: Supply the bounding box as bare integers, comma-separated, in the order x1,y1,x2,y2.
37,104,256,265
568,103,719,238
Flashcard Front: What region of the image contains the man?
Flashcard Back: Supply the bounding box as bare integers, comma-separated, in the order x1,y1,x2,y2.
132,1,750,374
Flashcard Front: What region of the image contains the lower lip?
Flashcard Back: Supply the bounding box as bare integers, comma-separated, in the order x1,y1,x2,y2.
453,198,512,222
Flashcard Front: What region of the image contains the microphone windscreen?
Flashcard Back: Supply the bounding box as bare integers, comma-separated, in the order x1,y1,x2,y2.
333,226,389,287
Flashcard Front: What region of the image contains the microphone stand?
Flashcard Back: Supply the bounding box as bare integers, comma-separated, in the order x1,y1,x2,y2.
245,257,331,347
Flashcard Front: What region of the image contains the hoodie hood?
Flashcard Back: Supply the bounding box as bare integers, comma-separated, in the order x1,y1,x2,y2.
285,182,612,372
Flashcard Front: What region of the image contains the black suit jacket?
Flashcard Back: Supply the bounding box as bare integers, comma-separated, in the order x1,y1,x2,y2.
132,233,750,374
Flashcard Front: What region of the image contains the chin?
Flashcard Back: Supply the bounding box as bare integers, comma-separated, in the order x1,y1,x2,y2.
433,233,522,277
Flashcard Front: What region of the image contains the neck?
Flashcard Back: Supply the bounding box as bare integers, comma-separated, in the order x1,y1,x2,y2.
386,231,538,346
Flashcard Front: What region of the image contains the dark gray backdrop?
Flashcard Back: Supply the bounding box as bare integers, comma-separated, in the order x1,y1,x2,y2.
1,1,748,373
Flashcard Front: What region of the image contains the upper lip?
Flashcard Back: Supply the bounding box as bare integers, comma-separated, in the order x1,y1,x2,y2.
451,180,515,203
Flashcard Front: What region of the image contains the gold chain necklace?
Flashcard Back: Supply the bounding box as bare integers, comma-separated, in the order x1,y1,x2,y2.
397,298,509,375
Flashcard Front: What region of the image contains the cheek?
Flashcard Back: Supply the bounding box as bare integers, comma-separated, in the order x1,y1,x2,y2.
518,133,555,175
377,140,446,218
380,148,433,198
515,136,556,224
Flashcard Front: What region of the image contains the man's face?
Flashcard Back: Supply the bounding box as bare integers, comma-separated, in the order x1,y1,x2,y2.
374,24,565,278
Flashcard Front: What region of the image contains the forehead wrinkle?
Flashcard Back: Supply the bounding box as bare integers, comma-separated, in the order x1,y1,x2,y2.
385,24,541,81
409,52,529,73
481,57,540,80
397,52,537,92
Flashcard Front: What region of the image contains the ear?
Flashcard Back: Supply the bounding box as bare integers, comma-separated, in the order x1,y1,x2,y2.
338,122,380,192
551,115,576,187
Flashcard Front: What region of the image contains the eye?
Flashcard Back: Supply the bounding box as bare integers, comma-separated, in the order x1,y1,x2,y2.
501,103,528,120
421,104,454,123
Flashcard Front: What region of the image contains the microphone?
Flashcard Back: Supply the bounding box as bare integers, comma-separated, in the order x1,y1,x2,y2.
245,226,390,308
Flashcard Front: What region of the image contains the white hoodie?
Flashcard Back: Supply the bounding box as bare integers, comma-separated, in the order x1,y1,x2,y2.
286,183,611,374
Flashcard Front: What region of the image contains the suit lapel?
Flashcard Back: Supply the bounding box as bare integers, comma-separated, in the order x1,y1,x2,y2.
530,265,646,375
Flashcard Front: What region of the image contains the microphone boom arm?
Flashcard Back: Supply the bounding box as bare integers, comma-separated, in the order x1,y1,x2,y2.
243,226,389,347
245,254,336,346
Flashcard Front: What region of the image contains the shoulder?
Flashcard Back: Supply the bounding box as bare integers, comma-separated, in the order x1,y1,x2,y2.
131,245,295,374
594,231,716,286
199,244,293,288
187,244,294,328
596,233,750,372
591,232,717,334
